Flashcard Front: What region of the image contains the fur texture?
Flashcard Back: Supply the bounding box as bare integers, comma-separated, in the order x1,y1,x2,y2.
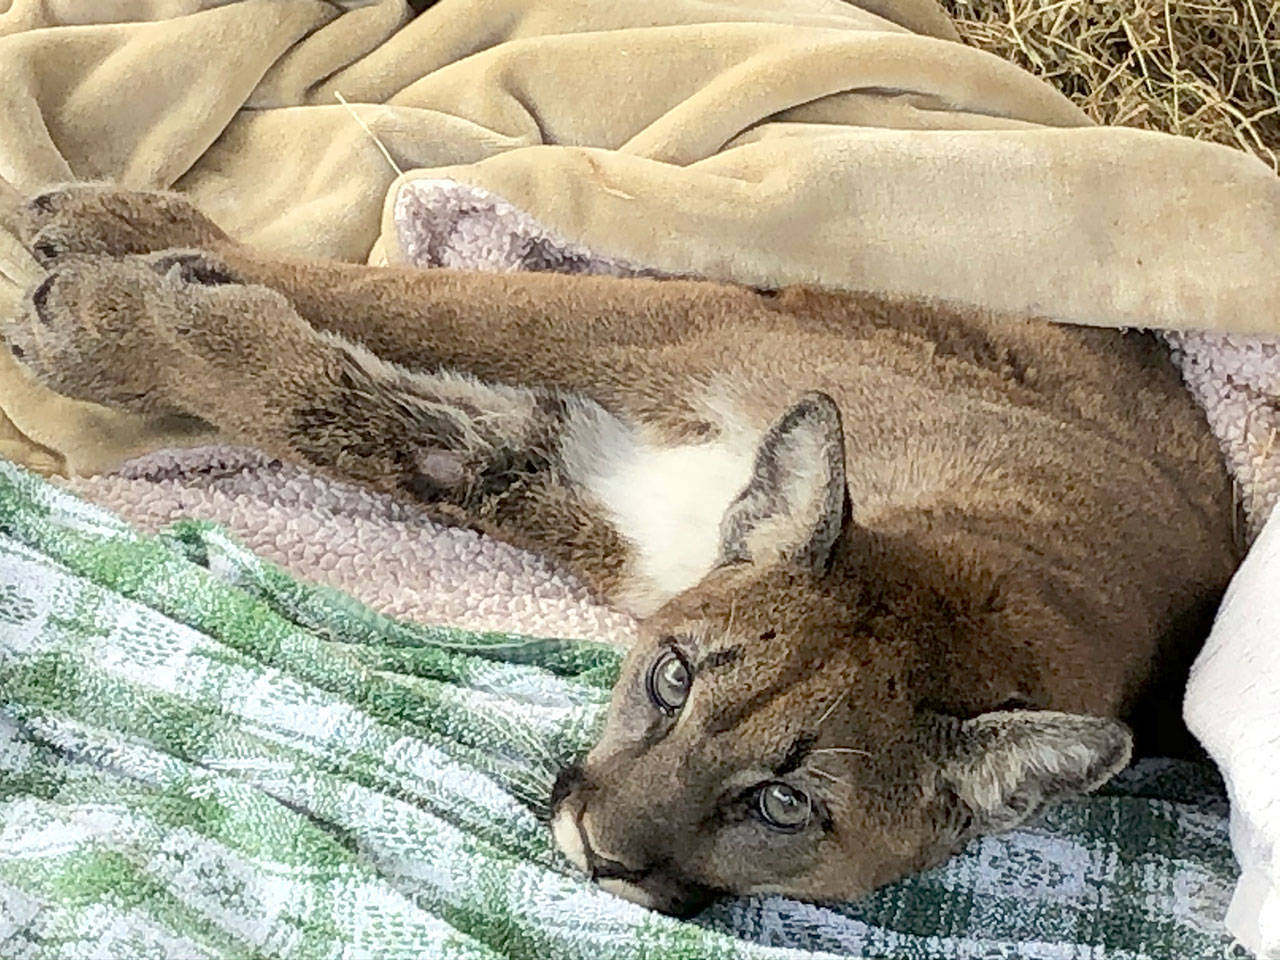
4,185,1238,914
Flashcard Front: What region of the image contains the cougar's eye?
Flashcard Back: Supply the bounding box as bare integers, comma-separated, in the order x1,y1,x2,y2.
646,647,691,714
756,782,811,831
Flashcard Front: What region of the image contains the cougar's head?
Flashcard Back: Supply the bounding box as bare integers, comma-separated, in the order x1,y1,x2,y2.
551,393,1131,914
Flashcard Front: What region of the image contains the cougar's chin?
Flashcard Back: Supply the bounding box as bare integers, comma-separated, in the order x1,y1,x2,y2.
549,793,715,917
596,873,714,916
550,803,589,873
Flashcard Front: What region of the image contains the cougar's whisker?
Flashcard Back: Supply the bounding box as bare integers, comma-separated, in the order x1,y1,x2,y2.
816,690,847,729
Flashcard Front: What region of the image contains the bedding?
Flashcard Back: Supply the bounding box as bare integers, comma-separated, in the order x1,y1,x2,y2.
0,460,1246,959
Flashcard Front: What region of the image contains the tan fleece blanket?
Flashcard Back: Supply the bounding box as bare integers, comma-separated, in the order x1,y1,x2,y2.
1,0,1279,479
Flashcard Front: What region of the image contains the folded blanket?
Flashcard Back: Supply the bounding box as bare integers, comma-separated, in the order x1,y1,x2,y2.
0,460,1245,959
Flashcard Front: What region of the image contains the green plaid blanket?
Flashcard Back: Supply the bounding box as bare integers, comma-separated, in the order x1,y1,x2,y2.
0,459,1246,959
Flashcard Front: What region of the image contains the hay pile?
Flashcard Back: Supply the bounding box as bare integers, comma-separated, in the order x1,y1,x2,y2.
942,0,1279,171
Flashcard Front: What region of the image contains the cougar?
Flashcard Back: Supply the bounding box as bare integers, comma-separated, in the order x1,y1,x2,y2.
4,185,1237,915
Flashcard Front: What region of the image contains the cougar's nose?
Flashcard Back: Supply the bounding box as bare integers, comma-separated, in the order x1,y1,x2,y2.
577,806,655,872
550,763,585,808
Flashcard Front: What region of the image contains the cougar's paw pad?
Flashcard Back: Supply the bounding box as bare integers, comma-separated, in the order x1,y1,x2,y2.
28,191,59,214
20,184,123,245
25,228,81,267
5,274,75,386
27,274,57,326
149,250,240,287
23,215,123,266
26,184,103,218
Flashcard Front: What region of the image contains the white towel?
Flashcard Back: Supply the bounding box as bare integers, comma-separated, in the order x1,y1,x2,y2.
1186,504,1280,959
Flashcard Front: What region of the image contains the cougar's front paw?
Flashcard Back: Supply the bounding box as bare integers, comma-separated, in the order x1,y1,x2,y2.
19,184,230,267
6,249,323,423
5,261,186,415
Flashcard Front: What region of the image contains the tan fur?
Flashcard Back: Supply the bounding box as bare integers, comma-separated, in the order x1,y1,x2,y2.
5,186,1237,914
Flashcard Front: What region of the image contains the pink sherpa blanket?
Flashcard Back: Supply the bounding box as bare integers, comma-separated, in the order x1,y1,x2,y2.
63,179,1280,644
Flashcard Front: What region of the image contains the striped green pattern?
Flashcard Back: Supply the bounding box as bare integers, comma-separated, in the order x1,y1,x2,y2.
0,460,1244,959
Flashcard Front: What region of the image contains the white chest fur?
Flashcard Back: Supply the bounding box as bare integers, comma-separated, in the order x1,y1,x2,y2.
559,400,758,616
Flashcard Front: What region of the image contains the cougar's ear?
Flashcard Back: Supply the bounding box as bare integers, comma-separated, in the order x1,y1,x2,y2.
718,392,848,573
932,710,1132,837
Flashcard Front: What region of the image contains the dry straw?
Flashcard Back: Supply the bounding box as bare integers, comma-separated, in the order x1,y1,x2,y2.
942,0,1279,171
